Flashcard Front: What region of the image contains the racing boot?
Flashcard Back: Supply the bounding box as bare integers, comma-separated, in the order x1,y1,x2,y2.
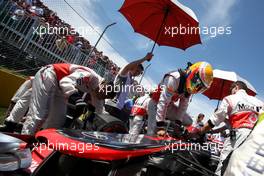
0,120,17,132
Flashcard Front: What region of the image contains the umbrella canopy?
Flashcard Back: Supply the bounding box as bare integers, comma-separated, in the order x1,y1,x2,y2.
203,69,257,100
119,0,201,52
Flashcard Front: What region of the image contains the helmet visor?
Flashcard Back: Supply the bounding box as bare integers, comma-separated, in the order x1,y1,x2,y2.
189,73,207,93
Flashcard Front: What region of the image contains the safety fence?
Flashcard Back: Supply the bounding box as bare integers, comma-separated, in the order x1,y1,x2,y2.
0,0,110,79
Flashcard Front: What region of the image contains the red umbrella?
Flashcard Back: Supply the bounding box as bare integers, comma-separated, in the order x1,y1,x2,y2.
119,0,201,52
203,69,257,102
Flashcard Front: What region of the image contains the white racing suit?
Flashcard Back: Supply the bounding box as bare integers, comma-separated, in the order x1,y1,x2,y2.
151,71,191,135
209,89,264,176
22,63,102,135
155,72,190,123
11,77,33,102
223,114,264,176
129,71,192,135
129,95,151,135
6,77,34,123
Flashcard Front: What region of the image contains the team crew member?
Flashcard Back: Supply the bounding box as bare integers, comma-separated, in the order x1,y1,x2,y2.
189,81,264,175
0,77,34,132
129,94,151,135
186,113,206,133
194,113,205,128
129,94,193,135
22,63,115,135
223,113,264,176
114,53,153,110
153,61,214,136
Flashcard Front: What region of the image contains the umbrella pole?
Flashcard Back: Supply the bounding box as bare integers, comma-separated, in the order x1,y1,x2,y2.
150,8,169,53
139,63,151,84
217,81,226,108
217,100,220,108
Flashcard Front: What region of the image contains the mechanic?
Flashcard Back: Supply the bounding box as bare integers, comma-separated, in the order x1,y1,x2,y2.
186,113,206,133
129,94,151,135
0,76,34,132
223,112,264,176
189,81,264,175
129,93,195,135
194,113,205,128
21,63,116,135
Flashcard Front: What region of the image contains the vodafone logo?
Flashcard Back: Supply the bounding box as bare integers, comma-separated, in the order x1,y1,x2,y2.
249,114,258,124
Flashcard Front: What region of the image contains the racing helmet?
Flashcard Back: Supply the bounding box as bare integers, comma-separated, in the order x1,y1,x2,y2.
185,61,213,94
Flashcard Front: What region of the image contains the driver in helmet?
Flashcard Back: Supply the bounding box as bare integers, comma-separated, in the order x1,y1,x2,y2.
151,61,214,136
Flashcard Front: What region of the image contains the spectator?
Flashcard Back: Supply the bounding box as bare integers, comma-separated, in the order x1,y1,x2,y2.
10,2,25,21
75,40,84,50
6,0,122,86
66,35,75,44
28,5,44,17
55,37,68,51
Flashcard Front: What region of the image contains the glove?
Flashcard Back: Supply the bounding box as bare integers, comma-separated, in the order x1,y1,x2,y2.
75,101,87,110
186,128,202,140
145,52,153,62
87,103,96,112
156,121,167,137
86,112,95,123
68,92,83,105
157,128,167,137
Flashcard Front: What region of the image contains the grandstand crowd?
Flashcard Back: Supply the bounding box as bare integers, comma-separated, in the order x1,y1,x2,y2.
6,0,120,78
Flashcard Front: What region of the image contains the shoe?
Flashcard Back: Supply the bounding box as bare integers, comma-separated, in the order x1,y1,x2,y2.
0,121,17,132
